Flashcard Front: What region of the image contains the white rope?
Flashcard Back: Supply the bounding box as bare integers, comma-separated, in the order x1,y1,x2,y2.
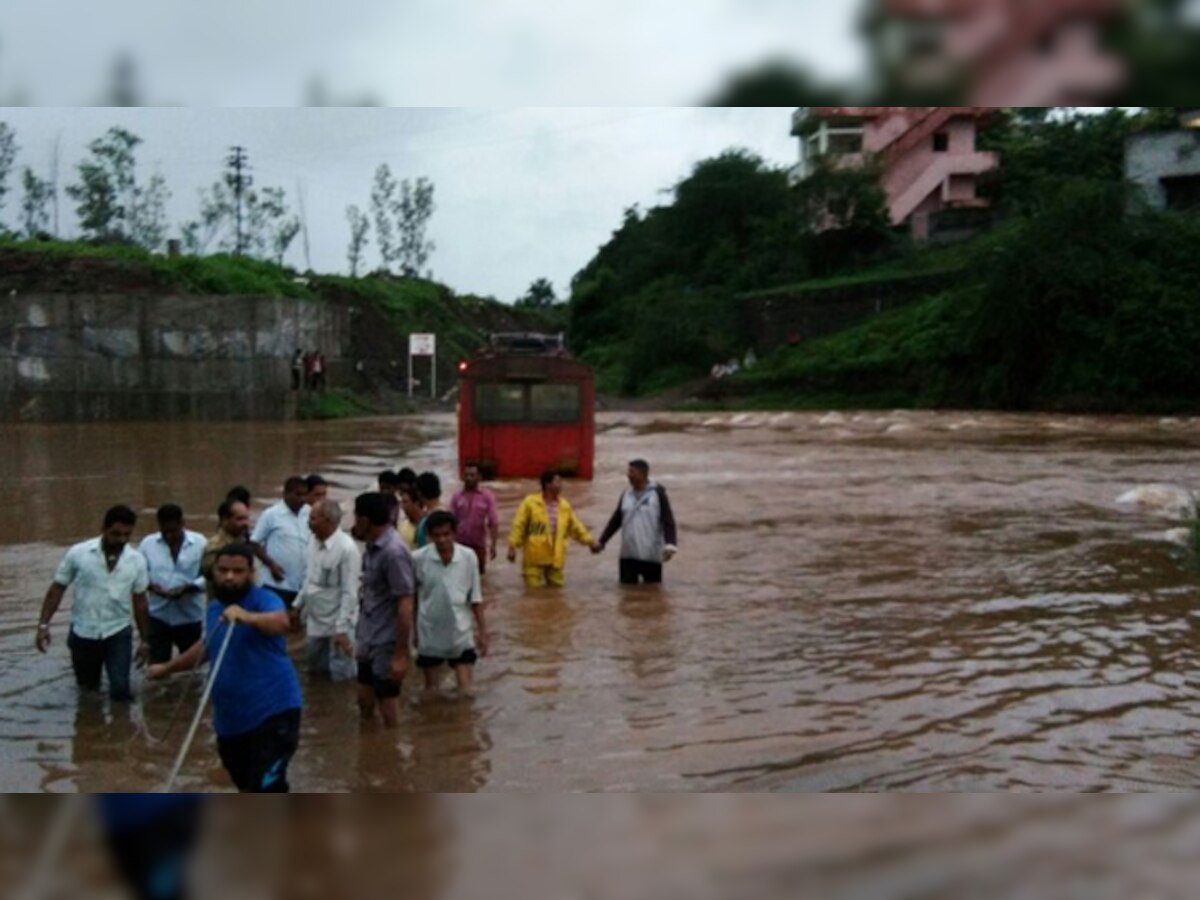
131,668,201,747
160,622,237,793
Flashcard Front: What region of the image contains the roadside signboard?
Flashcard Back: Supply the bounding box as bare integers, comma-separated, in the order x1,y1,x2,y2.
408,333,437,398
409,333,436,357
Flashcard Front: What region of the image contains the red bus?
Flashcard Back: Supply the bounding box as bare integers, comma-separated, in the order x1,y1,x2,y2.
457,333,595,480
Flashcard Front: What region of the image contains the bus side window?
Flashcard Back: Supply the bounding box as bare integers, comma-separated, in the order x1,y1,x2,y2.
530,383,581,424
475,383,527,423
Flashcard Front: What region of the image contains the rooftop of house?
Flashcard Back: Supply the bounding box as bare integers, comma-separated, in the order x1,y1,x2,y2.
866,0,1125,20
795,106,994,127
858,0,1132,106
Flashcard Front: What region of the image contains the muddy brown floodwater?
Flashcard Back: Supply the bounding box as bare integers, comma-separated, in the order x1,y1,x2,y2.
3,411,1200,792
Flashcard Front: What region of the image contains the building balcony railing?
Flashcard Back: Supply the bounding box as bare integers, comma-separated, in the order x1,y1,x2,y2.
790,151,873,185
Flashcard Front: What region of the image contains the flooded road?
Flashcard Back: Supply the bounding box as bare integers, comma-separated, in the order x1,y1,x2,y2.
3,411,1200,792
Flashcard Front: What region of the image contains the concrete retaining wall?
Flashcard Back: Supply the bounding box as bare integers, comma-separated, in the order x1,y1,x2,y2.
0,294,350,421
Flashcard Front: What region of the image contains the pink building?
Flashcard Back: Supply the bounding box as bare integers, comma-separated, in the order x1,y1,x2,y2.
862,0,1127,106
790,106,1000,240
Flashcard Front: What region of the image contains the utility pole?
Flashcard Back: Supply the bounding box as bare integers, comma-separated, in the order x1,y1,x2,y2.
225,146,252,255
50,133,61,237
296,178,312,271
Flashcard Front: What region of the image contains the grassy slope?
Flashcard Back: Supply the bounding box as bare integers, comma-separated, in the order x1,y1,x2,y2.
0,238,317,297
721,290,977,410
740,225,1017,299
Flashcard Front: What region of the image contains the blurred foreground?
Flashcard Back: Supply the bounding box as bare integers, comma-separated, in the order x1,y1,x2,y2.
1,0,1197,104
5,795,1200,900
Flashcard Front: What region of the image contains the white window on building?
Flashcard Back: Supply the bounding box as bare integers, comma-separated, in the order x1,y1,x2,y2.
793,112,865,181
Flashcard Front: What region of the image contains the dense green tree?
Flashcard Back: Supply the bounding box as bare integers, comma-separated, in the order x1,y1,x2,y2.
517,277,558,309
180,182,232,255
20,167,53,237
703,61,843,106
346,204,370,277
370,164,398,271
180,177,297,265
965,179,1200,408
977,107,1154,214
66,127,169,249
395,176,436,277
246,186,300,265
129,171,169,250
569,150,800,391
793,160,894,276
0,123,17,229
1135,107,1187,132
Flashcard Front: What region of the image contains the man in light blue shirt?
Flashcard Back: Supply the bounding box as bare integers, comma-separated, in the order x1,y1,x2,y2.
139,504,207,665
36,505,151,701
250,476,311,607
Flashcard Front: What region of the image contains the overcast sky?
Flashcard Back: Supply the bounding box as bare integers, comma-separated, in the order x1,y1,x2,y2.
0,108,801,301
0,1,870,301
0,1,863,105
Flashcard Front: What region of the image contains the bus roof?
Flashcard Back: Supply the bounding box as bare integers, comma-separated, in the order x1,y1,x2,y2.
486,333,567,356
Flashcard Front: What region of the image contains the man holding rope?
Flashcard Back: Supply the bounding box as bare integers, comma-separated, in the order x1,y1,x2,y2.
148,545,302,793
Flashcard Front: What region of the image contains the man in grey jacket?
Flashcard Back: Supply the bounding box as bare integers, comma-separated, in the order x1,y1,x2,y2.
594,459,678,585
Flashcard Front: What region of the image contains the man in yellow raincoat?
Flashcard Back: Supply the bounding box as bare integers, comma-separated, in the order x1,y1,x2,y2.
507,471,601,587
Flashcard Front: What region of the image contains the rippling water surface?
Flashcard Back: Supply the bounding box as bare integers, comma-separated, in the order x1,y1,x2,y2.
3,411,1200,792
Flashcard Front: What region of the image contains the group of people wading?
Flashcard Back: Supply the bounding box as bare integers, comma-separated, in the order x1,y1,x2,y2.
34,460,678,792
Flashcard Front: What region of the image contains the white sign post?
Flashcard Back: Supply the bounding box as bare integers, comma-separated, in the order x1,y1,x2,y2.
408,333,437,399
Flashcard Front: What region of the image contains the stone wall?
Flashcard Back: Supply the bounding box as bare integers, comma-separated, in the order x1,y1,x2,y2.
0,294,350,421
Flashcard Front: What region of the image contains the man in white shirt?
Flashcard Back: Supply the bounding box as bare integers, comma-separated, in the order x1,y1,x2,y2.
294,500,360,682
413,510,489,694
35,505,151,701
138,504,206,664
250,476,311,608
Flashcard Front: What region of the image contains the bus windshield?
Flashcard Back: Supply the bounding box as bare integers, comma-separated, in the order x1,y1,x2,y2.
530,383,581,423
474,382,581,424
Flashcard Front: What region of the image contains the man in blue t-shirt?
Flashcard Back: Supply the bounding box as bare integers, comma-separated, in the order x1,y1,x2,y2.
148,544,302,793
